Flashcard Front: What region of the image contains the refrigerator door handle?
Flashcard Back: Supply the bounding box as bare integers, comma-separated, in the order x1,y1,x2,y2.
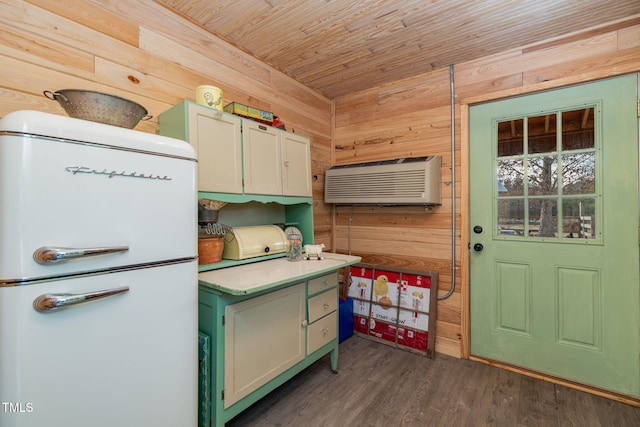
33,245,129,265
33,286,130,313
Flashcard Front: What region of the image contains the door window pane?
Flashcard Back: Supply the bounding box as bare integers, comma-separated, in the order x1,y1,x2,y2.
528,156,558,195
562,198,596,240
562,108,594,150
562,153,595,195
498,199,524,236
528,114,557,154
497,119,524,157
529,198,558,237
497,159,524,196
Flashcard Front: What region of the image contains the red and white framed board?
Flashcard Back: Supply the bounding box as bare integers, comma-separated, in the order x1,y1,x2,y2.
347,263,438,358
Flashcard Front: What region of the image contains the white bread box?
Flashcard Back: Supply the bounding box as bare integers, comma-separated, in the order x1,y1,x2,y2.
222,225,289,260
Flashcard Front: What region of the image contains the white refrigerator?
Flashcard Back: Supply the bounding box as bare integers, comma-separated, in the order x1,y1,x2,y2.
0,110,198,426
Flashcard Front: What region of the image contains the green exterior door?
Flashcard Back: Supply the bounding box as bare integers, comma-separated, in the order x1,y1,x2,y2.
469,75,640,397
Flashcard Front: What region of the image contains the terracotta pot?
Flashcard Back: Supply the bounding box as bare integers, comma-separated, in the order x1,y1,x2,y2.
198,237,224,264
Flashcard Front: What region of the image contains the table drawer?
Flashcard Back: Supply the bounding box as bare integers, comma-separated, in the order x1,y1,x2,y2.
308,288,337,323
307,311,337,354
308,272,337,296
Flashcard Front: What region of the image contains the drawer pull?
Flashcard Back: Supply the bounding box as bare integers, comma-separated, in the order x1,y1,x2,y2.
33,286,129,313
34,245,129,265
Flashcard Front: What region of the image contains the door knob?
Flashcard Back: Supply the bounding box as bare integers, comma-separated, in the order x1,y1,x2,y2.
473,225,483,234
473,243,484,252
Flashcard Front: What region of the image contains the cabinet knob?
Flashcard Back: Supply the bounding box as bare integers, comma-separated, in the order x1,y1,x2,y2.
322,328,329,336
301,319,308,327
284,160,290,166
323,303,330,310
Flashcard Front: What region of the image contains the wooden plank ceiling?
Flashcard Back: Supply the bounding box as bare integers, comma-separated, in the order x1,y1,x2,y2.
158,0,640,99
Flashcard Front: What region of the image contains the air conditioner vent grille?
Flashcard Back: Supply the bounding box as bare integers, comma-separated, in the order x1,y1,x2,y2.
324,156,441,205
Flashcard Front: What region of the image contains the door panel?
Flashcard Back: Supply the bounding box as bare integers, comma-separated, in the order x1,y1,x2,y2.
469,75,640,397
556,267,600,349
495,261,530,334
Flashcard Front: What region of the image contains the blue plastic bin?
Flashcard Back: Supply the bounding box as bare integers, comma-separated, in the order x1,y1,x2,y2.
339,297,354,342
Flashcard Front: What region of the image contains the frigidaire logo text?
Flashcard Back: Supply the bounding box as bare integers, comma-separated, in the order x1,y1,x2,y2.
65,166,172,181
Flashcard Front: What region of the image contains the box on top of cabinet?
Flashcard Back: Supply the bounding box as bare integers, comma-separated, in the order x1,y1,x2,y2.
224,102,274,123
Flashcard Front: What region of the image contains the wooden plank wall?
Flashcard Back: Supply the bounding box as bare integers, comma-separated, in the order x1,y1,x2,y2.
0,0,333,245
333,16,640,357
2,1,640,359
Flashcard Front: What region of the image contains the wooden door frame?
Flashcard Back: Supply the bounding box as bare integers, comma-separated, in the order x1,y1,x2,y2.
459,74,640,406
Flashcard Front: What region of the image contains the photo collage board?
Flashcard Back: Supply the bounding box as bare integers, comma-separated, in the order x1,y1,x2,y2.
347,263,438,358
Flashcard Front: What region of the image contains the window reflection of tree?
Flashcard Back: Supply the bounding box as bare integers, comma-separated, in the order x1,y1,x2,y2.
496,107,595,239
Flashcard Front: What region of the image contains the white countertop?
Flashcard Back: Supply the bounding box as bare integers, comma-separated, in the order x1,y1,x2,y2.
198,253,361,295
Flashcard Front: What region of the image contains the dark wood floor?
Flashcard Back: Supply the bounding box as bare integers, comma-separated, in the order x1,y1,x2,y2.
227,335,640,427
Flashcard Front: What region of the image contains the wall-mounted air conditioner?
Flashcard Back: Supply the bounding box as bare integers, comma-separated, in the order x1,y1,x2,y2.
324,156,441,206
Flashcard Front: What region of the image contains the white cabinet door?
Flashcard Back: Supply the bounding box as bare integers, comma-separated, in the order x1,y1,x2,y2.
224,283,305,408
243,120,282,195
187,104,242,193
281,131,312,197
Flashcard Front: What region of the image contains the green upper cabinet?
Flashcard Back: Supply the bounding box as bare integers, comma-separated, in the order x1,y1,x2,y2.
243,120,312,197
243,120,282,196
281,130,313,197
159,101,243,194
159,101,312,198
